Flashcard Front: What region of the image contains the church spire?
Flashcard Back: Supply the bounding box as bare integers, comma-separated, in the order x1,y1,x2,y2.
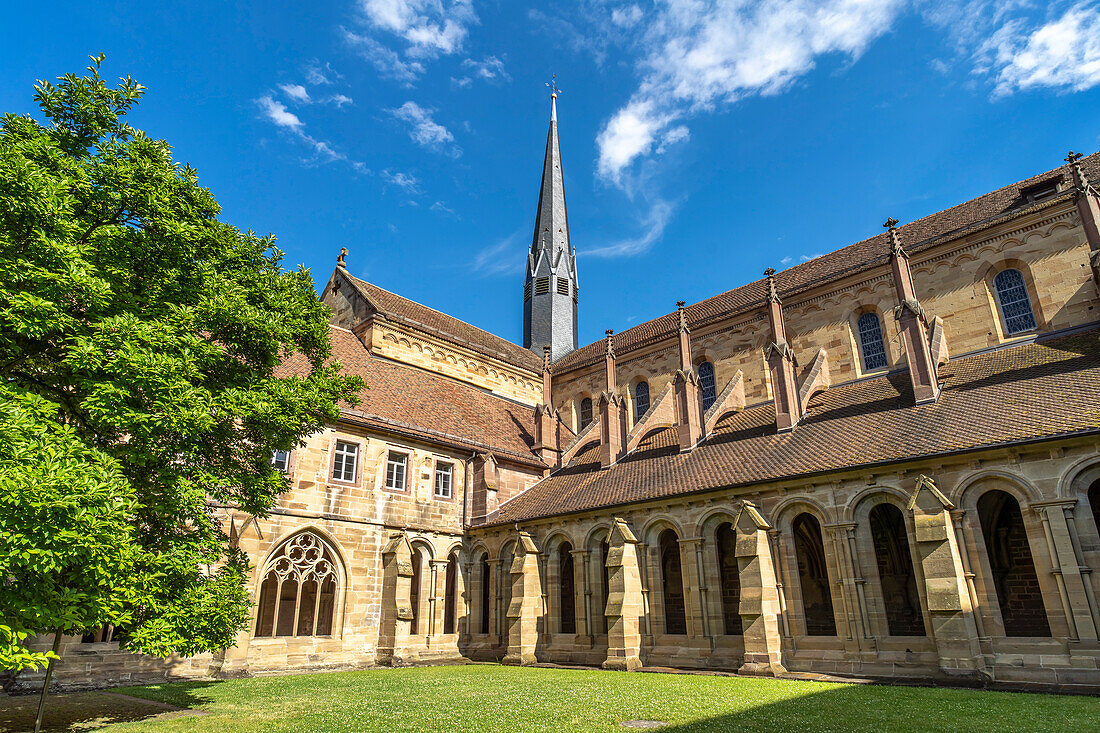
523,77,579,361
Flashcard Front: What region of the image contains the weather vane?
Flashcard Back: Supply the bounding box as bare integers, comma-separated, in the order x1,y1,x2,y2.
546,73,562,98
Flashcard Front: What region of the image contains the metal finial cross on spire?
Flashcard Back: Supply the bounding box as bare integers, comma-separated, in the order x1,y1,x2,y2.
546,73,562,98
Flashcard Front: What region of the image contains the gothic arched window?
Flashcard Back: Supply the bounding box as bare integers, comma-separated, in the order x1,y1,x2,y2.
659,529,687,635
558,542,576,634
634,381,650,420
698,361,717,410
977,490,1050,637
993,269,1037,335
579,397,593,430
716,522,742,635
443,551,458,635
856,312,888,372
792,513,836,636
869,503,924,636
255,532,341,637
479,554,491,635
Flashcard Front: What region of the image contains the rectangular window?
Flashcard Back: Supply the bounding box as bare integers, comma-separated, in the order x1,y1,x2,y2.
435,462,453,499
524,281,532,301
385,452,407,492
272,449,290,472
556,277,570,295
535,277,550,295
332,440,358,483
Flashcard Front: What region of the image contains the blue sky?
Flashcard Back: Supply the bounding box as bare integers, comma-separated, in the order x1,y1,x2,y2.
4,1,1100,349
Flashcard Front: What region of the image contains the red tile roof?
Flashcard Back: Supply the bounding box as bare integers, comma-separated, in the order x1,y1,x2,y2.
279,326,545,467
345,274,543,372
552,154,1099,375
482,328,1100,525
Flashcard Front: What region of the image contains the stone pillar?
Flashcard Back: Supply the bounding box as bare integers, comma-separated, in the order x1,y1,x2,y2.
603,518,645,671
886,219,940,404
673,301,704,451
503,532,542,665
377,532,416,666
534,346,562,471
430,559,450,638
678,537,707,640
1066,151,1100,292
761,268,801,432
734,502,787,676
1034,500,1099,641
570,548,590,639
907,476,986,681
599,330,627,468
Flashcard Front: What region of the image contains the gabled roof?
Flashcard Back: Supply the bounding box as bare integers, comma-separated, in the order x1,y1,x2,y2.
278,326,545,467
482,328,1100,525
552,153,1100,374
344,273,543,372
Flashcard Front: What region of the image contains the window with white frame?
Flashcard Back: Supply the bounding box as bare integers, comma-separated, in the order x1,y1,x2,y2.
332,440,358,483
385,451,407,491
272,449,290,472
435,462,453,499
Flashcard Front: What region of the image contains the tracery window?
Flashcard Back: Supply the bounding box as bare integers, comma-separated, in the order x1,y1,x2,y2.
255,532,340,637
698,361,717,410
856,312,888,372
634,381,650,421
993,269,1037,335
579,397,593,430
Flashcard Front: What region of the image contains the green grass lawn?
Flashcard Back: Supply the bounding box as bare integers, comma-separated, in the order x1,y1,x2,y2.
74,664,1097,733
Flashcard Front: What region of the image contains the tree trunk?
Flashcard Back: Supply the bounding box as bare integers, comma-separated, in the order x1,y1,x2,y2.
33,629,62,733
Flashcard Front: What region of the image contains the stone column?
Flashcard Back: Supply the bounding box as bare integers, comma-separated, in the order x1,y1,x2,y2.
603,518,645,671
503,532,542,666
678,537,708,640
734,502,787,676
430,559,449,638
886,220,940,404
1034,500,1099,641
571,548,590,640
907,476,987,681
761,268,802,432
377,532,416,666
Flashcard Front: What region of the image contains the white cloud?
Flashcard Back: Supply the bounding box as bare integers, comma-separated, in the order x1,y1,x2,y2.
430,200,458,217
985,4,1100,95
472,229,525,276
328,93,355,107
278,83,311,103
257,96,303,130
389,101,461,156
585,197,676,258
349,0,477,81
596,0,905,183
382,169,421,192
256,96,366,172
305,60,340,85
464,55,509,80
611,4,643,28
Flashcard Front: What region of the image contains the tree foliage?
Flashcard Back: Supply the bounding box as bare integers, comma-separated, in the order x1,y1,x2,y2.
0,55,362,668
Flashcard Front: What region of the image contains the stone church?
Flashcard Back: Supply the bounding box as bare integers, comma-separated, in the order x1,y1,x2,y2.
24,91,1100,692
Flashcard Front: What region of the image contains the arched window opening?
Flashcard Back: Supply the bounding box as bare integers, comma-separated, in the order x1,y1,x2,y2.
410,547,426,635
479,554,491,635
659,529,687,635
993,269,1037,335
597,539,610,634
698,362,717,410
559,542,576,634
792,513,836,636
634,381,650,421
856,312,888,372
1089,480,1100,540
977,490,1051,637
579,397,593,430
869,504,925,636
443,552,458,635
716,522,742,635
255,532,339,638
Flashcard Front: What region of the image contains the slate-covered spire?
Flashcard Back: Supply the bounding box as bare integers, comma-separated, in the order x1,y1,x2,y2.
523,78,579,361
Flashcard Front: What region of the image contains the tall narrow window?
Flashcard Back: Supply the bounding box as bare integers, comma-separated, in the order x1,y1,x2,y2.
434,462,453,499
410,547,424,635
659,529,687,635
332,441,358,483
792,513,836,636
698,361,717,410
480,554,491,634
271,449,290,472
977,490,1050,636
716,523,742,635
443,552,458,635
869,504,925,636
255,532,340,638
856,312,888,371
634,381,650,420
559,542,576,634
993,269,1037,335
595,538,610,634
1089,480,1100,541
579,397,593,430
385,452,407,491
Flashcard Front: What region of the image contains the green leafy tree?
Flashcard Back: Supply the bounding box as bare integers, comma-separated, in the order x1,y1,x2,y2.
0,55,362,674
